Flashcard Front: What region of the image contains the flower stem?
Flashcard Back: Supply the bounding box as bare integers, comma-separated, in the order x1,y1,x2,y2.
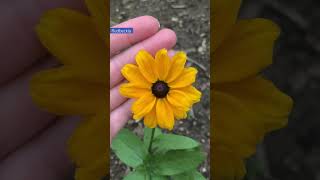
148,128,156,154
147,128,156,180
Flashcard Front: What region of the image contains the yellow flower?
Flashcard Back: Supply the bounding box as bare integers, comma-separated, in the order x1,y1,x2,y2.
119,49,201,130
31,0,107,180
212,0,293,179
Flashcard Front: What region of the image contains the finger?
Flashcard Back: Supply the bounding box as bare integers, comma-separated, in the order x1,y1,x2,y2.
110,28,177,88
110,99,134,141
0,0,86,84
168,50,177,57
110,16,160,57
0,116,80,180
110,81,127,111
0,59,57,159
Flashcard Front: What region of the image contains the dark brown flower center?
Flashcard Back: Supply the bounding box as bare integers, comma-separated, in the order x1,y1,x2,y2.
151,80,170,98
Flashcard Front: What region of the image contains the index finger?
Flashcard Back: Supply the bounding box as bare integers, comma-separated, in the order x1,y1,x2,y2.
110,16,160,57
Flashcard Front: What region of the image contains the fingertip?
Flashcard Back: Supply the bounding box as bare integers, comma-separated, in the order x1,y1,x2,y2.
168,50,177,57
131,16,160,36
139,15,160,29
111,16,161,57
158,28,177,49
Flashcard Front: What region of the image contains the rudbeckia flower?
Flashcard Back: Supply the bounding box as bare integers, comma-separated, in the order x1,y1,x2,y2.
119,49,201,130
212,0,293,179
30,0,107,179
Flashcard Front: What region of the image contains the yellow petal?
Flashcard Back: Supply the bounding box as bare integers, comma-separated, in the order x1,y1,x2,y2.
36,8,106,70
84,0,107,42
119,83,150,99
213,90,261,157
171,105,187,120
212,90,288,158
68,115,107,179
166,90,192,110
156,99,174,130
177,86,202,104
213,19,280,83
34,65,105,84
212,145,246,180
121,64,151,88
75,156,108,180
144,107,157,128
155,49,171,80
167,86,201,120
31,67,104,115
135,50,157,83
213,0,241,50
169,67,198,88
132,92,156,120
216,76,293,118
166,51,187,83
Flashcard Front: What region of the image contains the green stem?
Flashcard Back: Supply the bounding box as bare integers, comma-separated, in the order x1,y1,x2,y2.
148,128,156,180
148,128,156,154
147,128,156,180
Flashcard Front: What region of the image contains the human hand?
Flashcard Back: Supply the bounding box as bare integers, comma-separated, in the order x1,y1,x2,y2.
109,16,177,141
0,1,90,179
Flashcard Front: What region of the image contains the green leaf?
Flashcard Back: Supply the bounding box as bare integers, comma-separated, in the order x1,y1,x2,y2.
172,170,206,180
191,171,206,180
152,175,169,180
144,127,162,148
151,148,205,176
111,128,147,167
123,170,147,180
153,134,200,153
123,169,168,180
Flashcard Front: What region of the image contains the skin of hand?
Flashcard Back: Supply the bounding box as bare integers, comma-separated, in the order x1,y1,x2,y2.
0,1,176,179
